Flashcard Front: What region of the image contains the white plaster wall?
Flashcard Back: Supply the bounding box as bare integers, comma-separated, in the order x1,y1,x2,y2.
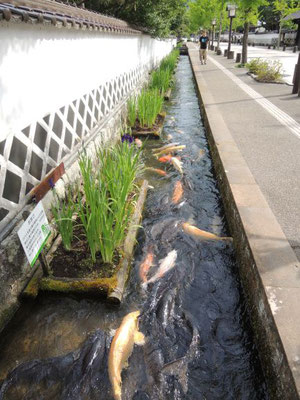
0,21,175,141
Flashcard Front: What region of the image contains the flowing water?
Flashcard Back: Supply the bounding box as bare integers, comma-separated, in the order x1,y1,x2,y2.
0,56,269,400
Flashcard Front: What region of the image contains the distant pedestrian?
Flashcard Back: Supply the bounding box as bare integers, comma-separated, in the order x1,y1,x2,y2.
199,30,209,65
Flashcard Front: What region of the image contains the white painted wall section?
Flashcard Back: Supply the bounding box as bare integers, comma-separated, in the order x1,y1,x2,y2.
0,22,175,141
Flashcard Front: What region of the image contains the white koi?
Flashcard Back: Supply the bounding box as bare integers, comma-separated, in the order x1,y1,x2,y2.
171,157,183,174
142,250,177,289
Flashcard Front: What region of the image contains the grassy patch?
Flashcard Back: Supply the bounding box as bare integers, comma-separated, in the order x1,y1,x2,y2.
150,68,172,94
137,89,163,128
52,141,143,266
246,58,283,82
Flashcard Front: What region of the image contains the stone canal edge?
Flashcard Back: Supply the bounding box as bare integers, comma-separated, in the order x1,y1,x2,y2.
188,47,300,399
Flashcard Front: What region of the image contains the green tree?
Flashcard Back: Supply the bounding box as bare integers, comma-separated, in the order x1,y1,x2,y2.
77,0,188,37
237,0,267,64
186,0,227,48
273,0,300,47
259,0,280,30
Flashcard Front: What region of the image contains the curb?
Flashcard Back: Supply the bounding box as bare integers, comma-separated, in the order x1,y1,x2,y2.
188,47,300,399
246,71,291,86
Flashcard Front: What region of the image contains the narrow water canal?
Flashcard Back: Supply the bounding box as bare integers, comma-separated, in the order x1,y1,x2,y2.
0,56,269,400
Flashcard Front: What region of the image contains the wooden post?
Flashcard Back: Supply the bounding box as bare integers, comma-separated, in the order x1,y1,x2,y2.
292,53,300,95
236,53,241,63
228,50,234,59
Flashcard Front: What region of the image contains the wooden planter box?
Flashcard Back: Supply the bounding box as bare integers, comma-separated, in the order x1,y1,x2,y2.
22,180,148,305
131,112,166,139
164,88,172,101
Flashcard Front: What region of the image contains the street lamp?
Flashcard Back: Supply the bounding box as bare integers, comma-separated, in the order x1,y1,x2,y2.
211,18,216,49
226,4,236,57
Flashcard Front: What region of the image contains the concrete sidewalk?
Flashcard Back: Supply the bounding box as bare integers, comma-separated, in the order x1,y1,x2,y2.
197,45,300,261
187,43,300,398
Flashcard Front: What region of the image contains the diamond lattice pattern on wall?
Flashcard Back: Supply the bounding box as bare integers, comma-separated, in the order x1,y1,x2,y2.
0,66,144,234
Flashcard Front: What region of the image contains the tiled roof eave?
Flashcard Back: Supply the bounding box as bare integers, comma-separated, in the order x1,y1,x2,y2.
283,10,300,22
0,1,143,35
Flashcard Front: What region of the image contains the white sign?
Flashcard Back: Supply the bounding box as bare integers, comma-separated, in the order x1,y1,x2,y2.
18,202,51,267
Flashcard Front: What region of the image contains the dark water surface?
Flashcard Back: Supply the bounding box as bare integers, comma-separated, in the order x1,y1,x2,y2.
0,56,269,400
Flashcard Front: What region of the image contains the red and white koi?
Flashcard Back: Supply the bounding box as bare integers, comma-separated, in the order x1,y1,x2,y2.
142,249,177,289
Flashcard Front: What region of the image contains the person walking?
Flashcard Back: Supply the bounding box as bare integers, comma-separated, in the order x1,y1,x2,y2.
199,30,209,65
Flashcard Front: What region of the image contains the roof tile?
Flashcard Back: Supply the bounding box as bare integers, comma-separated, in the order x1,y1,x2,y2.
0,0,142,33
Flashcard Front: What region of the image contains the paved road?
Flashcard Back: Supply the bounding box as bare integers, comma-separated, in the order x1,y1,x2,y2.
192,44,300,260
217,42,299,84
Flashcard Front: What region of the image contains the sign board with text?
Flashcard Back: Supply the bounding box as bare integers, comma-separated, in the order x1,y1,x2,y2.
18,202,51,267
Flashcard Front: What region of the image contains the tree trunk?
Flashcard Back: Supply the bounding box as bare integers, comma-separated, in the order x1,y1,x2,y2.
277,21,282,49
242,21,249,64
217,0,224,50
296,22,300,49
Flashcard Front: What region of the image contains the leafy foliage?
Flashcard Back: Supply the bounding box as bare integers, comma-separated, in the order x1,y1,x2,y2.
150,68,171,94
187,0,225,32
137,89,163,128
51,188,77,251
127,97,137,127
246,58,283,81
77,142,142,264
78,0,188,37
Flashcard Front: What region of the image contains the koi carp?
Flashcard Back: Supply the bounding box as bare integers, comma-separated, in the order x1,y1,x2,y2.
182,222,232,241
152,142,180,153
142,250,177,290
134,138,142,148
171,157,183,174
194,149,205,161
158,154,173,163
172,180,184,204
146,167,167,176
154,145,186,157
139,250,155,283
108,311,145,400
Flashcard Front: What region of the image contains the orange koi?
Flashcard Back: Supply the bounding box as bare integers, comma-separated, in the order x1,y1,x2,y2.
139,251,154,283
172,180,184,204
182,222,232,241
158,154,173,163
146,167,167,176
158,155,181,163
108,311,145,400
